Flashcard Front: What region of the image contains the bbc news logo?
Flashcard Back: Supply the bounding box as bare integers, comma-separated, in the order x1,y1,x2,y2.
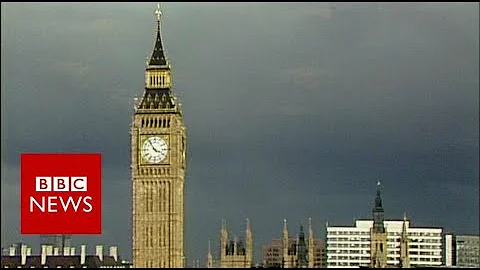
21,153,101,234
31,177,92,213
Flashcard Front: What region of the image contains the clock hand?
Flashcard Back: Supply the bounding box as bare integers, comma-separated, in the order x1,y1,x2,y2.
148,140,160,153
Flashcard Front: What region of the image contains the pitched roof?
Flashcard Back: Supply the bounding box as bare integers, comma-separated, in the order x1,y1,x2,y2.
137,89,176,110
148,22,167,66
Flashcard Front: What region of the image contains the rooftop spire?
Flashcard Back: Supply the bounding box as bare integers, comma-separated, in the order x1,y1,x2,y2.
282,219,289,243
402,214,408,236
207,238,213,268
155,3,162,22
221,219,227,232
149,3,167,66
375,180,383,209
372,180,385,233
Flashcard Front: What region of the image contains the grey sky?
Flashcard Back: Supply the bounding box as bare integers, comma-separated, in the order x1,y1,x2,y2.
1,2,478,266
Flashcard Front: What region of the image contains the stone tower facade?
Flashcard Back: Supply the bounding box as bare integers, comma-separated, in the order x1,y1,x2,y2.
131,4,187,268
370,181,387,268
219,219,253,268
281,219,316,268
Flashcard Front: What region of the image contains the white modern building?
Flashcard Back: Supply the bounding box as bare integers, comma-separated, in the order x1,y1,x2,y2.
326,219,443,268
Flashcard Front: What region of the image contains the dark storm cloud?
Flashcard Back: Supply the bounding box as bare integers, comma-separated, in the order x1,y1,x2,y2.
2,2,478,265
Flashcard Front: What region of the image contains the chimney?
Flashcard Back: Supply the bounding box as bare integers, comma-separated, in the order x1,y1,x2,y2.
41,245,47,265
70,247,76,256
80,245,86,265
109,246,118,262
8,246,15,256
46,245,53,256
21,244,27,265
26,247,32,256
53,247,60,256
63,247,70,256
96,245,104,262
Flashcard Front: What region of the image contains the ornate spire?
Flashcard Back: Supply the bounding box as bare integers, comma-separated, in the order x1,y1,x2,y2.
282,219,289,267
207,239,213,268
221,219,226,232
233,235,238,255
399,214,410,268
139,3,176,109
220,219,228,261
308,218,315,268
375,180,383,209
244,218,253,266
308,218,313,238
372,180,385,233
149,3,167,66
283,219,288,239
401,213,409,239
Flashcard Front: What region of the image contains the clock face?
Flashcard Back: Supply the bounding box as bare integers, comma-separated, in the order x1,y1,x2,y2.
142,136,168,163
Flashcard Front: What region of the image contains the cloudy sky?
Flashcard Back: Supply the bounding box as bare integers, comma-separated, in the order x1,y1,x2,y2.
1,2,478,266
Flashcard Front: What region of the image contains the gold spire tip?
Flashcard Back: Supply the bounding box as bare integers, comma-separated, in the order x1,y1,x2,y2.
155,3,162,22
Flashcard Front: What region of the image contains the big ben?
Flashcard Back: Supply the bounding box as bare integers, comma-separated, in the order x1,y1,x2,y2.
131,4,187,268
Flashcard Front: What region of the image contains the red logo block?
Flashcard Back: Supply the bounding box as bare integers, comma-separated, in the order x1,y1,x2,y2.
21,153,102,234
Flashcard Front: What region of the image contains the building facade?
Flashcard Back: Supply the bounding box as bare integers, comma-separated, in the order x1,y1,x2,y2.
455,235,479,268
263,237,325,268
262,239,283,268
326,219,443,268
444,234,479,268
131,4,187,268
216,219,253,268
261,219,324,268
326,182,442,268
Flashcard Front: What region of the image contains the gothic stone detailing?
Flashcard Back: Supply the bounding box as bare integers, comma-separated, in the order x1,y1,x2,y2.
282,219,317,268
370,230,388,268
132,4,186,268
219,220,253,268
131,111,186,268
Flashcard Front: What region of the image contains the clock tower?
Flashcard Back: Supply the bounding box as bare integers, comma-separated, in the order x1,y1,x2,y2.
131,4,187,268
